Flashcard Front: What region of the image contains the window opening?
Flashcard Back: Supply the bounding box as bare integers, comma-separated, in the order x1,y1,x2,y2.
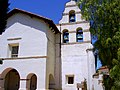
11,46,19,58
69,11,76,22
76,29,83,42
66,75,74,84
68,76,74,84
63,31,69,43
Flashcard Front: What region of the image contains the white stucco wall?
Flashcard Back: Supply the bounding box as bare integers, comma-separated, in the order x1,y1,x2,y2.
57,1,95,90
0,13,58,90
54,33,61,89
0,58,46,90
0,13,48,58
93,75,104,90
61,43,94,90
46,25,56,89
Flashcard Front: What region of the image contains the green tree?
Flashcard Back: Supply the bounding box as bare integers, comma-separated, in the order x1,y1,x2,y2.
0,0,10,35
78,0,120,89
110,48,120,90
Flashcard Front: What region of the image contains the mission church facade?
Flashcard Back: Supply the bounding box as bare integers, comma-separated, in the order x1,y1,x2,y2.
0,0,103,90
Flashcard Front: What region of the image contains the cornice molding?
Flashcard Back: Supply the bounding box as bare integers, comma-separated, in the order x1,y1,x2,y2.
66,4,77,8
61,41,91,45
7,38,22,41
63,11,81,16
0,56,47,60
57,21,89,26
61,29,89,33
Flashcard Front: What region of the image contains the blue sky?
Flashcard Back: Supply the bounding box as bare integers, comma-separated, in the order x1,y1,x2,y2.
9,0,69,24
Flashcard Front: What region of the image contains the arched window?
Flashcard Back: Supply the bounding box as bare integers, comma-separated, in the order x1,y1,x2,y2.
76,28,83,42
63,30,69,43
26,73,37,90
69,10,76,23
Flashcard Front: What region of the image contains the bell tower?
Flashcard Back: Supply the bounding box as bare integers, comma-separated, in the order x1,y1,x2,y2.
56,0,95,90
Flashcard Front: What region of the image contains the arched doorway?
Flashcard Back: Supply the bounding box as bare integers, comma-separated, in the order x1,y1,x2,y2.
4,69,20,90
49,74,55,90
26,73,37,90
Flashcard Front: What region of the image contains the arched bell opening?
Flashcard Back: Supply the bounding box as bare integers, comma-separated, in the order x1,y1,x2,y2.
69,10,76,23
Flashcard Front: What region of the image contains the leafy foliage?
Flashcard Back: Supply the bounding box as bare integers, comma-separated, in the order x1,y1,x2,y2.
78,0,120,89
110,49,120,90
0,0,10,34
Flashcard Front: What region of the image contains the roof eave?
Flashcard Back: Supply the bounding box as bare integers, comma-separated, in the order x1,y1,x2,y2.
7,8,60,34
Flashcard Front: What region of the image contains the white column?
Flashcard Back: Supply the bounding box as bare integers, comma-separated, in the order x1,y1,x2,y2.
69,32,76,43
19,79,27,90
86,44,95,90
